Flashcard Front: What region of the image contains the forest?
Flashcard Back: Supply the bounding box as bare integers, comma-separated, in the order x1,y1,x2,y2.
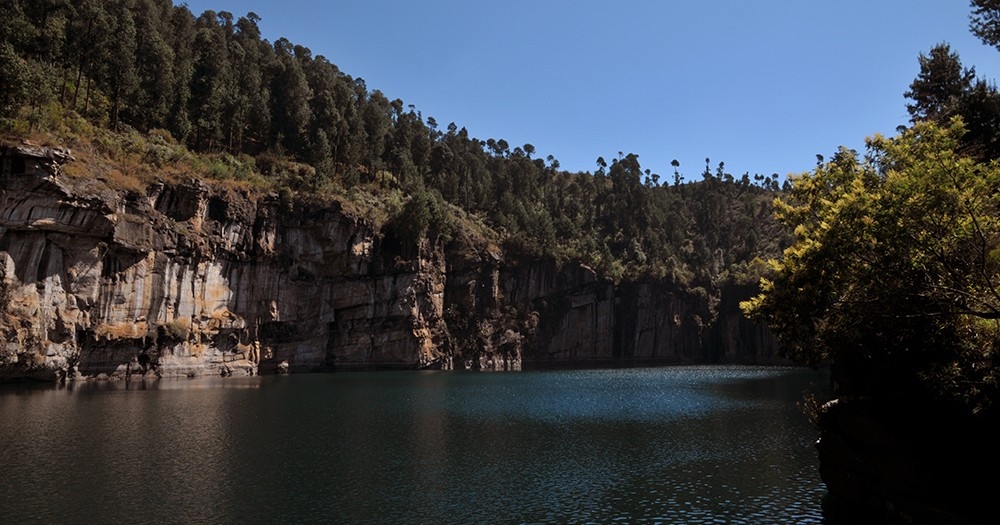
5,0,1000,419
0,0,790,313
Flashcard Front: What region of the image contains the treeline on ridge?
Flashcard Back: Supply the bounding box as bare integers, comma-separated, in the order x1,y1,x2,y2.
0,0,789,297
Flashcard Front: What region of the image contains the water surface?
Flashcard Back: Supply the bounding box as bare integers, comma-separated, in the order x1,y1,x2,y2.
0,366,829,524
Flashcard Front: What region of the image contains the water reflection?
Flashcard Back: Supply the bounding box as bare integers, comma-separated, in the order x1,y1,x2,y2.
1,366,830,524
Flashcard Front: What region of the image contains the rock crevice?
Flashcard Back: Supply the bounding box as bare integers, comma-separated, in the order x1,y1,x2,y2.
0,146,781,382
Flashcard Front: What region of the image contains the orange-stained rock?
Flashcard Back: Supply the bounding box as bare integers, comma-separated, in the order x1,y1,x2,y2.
0,145,780,382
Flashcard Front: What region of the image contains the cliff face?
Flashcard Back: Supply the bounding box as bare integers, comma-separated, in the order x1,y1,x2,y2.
0,145,780,382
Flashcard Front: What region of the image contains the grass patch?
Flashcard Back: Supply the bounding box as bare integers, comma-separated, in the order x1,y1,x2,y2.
160,319,190,341
3,100,506,249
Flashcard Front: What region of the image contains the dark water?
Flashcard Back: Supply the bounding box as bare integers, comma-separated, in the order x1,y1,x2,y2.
0,366,830,524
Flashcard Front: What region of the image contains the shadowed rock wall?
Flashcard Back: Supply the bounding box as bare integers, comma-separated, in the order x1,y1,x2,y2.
0,145,781,382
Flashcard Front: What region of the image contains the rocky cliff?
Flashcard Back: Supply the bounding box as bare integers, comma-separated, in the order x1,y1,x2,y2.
0,144,781,382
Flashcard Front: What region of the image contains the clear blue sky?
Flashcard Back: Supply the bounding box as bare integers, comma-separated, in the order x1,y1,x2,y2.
177,0,1000,179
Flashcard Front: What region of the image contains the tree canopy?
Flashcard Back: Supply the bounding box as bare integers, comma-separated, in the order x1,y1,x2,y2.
741,4,1000,418
971,0,1000,51
0,0,790,325
904,42,1000,160
742,120,1000,415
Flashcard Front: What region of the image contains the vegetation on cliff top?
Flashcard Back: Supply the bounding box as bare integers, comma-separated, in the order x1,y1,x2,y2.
5,0,1000,420
0,0,788,308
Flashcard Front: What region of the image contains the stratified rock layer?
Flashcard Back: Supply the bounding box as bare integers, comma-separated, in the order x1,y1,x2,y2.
0,145,781,382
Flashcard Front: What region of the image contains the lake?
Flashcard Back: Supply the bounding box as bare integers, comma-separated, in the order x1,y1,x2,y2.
0,366,830,524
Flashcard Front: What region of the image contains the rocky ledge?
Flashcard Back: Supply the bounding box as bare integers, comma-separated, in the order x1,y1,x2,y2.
0,143,782,382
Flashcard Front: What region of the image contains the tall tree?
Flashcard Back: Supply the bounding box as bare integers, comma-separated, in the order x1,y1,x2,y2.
228,12,273,153
904,42,1000,160
0,41,29,117
65,0,111,112
302,54,344,174
971,0,1000,50
165,4,196,141
0,1,35,51
126,0,175,130
904,43,973,123
188,10,232,151
361,89,392,180
269,38,312,156
105,0,138,130
742,120,1000,414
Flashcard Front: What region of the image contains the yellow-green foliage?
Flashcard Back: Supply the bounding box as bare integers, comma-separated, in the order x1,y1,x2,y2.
743,119,1000,414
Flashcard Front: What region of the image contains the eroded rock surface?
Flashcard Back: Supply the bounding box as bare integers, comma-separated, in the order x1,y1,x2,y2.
0,145,781,382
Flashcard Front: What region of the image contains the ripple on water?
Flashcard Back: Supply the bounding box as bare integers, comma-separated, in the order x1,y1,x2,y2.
0,366,829,524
